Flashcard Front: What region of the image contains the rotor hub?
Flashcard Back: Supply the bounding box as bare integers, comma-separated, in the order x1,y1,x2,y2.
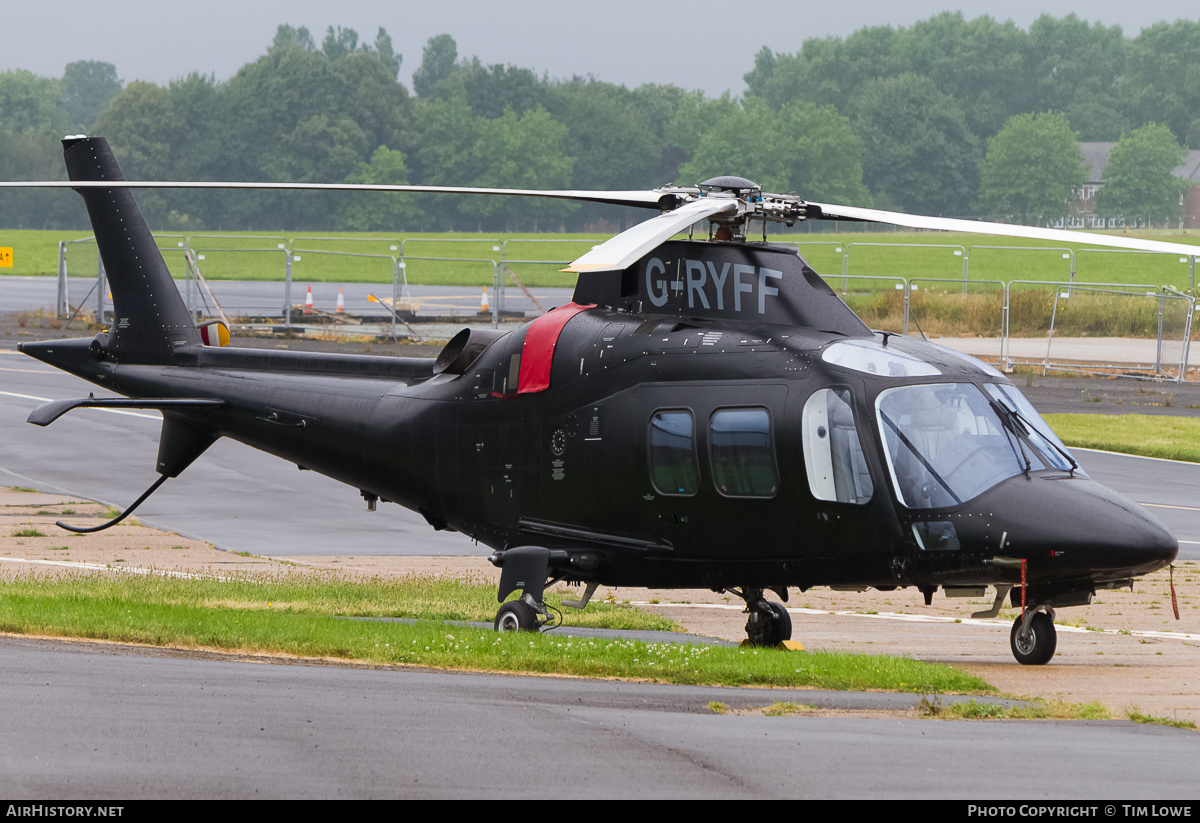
699,176,762,197
696,175,808,236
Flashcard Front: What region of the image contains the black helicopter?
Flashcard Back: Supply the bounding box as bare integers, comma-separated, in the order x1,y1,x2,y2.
9,136,1185,665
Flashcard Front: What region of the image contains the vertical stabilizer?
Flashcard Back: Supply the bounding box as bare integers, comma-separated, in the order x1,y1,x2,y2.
63,136,200,363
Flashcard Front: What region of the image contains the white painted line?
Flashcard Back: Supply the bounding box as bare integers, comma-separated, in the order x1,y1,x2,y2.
0,556,113,572
636,602,1200,641
0,390,161,420
0,555,235,582
0,390,56,402
1075,447,1200,467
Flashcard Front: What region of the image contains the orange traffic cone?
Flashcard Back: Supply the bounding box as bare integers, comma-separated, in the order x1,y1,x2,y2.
336,287,345,314
304,286,313,314
480,288,489,313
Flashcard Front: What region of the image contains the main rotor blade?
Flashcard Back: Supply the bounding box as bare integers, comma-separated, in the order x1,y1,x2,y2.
809,201,1200,258
564,197,740,273
0,179,673,211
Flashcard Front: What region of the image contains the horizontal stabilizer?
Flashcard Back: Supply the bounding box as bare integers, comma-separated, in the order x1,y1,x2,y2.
27,396,224,427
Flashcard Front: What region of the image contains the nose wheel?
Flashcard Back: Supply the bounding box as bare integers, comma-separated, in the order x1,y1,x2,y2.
746,600,792,646
1010,609,1057,665
727,587,792,647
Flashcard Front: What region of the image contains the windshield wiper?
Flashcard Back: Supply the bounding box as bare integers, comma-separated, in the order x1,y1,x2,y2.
988,399,1032,474
990,399,1078,475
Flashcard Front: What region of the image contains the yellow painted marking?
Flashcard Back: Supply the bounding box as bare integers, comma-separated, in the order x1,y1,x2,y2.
1140,502,1200,513
0,366,57,375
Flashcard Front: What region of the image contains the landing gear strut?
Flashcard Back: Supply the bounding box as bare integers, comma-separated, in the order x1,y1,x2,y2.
490,547,561,633
1010,608,1057,665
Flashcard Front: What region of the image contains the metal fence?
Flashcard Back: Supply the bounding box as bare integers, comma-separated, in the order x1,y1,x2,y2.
56,233,1200,381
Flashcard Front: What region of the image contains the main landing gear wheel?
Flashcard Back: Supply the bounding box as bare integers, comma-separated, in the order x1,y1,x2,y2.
746,600,792,647
1010,611,1057,665
495,600,539,632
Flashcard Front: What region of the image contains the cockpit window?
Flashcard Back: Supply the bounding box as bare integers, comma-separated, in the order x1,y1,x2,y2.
876,383,1039,509
803,388,873,504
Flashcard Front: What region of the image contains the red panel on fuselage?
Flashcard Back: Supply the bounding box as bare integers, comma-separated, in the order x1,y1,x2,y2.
517,303,594,394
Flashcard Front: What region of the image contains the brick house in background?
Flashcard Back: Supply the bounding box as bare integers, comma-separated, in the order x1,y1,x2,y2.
1061,142,1200,229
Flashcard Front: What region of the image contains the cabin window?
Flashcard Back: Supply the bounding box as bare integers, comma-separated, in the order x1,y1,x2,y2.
709,408,778,498
803,388,873,504
649,410,699,496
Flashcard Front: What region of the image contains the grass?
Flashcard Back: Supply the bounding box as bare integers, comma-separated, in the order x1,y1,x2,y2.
918,695,1112,721
1126,708,1197,729
3,227,1198,290
0,569,993,693
845,285,1195,339
0,568,672,631
762,701,810,716
1044,414,1200,463
822,234,1198,290
8,226,1196,337
0,229,605,288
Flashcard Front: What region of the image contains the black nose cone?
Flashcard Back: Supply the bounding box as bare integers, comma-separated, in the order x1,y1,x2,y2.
976,475,1177,580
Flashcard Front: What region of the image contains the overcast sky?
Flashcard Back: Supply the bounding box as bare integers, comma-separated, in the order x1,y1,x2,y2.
4,0,1198,97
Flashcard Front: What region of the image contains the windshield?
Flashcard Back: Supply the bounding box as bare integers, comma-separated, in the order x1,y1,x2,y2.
877,383,1044,509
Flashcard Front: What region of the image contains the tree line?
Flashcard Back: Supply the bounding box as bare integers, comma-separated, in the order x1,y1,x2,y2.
1,13,1197,233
